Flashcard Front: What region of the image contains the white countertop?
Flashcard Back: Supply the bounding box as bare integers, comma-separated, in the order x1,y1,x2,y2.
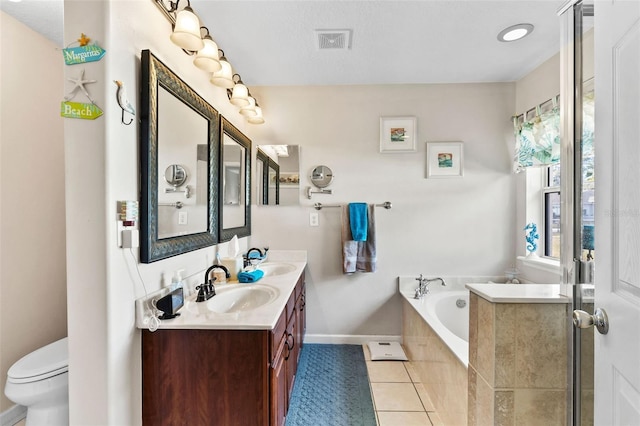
137,250,307,331
465,283,571,303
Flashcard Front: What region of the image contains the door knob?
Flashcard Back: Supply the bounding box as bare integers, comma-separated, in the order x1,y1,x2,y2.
573,308,609,335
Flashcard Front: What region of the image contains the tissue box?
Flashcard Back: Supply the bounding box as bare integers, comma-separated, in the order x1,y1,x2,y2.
221,257,243,281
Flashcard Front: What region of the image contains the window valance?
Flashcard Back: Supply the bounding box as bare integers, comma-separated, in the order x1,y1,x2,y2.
513,96,560,173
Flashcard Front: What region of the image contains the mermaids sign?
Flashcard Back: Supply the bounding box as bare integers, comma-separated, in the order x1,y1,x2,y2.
63,45,106,65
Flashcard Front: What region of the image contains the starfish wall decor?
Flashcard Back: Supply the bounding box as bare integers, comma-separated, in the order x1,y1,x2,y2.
64,69,97,105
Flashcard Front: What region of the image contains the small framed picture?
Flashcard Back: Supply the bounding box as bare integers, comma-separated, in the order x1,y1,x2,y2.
379,116,417,153
426,141,464,178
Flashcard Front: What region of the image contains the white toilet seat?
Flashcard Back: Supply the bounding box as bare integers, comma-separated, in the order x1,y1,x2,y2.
7,338,68,384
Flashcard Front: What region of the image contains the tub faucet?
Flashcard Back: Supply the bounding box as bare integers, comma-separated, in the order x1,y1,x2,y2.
196,264,230,302
414,275,446,299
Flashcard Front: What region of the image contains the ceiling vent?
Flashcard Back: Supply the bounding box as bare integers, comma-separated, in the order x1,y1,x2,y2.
315,29,352,50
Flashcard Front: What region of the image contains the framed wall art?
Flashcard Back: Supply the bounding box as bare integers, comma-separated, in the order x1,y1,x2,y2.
426,141,464,178
379,116,417,153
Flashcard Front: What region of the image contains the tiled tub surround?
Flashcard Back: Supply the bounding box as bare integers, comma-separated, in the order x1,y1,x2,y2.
399,276,504,425
465,283,572,426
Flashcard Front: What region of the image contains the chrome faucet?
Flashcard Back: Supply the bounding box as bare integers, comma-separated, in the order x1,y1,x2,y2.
414,274,446,299
196,264,230,302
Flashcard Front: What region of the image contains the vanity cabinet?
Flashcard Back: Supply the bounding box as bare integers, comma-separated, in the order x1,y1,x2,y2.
270,275,305,426
142,272,306,426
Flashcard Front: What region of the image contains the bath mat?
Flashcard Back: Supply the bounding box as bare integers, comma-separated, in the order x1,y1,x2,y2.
285,344,376,426
367,341,408,361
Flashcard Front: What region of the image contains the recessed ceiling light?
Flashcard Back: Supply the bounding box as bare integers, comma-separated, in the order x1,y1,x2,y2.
497,24,534,42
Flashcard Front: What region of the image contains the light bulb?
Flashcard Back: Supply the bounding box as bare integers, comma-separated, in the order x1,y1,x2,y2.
229,82,250,107
170,6,204,51
194,35,221,72
247,106,265,124
210,58,234,88
239,97,257,117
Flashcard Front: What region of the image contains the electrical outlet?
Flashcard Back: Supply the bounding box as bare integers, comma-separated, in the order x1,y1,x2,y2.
122,229,139,248
309,212,319,227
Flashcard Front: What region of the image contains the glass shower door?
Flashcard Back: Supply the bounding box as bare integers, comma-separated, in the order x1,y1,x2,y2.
558,1,595,425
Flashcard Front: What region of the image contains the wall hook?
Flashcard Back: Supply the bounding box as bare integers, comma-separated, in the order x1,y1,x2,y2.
114,80,135,125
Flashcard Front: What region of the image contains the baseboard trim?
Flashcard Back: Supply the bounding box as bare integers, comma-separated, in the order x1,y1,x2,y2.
0,404,26,426
304,334,402,345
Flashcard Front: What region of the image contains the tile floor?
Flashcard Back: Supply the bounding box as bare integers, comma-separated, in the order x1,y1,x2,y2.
363,345,444,426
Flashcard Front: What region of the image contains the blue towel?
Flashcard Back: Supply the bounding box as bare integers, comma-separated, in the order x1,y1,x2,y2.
349,203,368,242
238,269,264,283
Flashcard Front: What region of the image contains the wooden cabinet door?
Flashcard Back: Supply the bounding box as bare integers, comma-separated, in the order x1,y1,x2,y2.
285,315,297,402
270,342,287,426
296,283,306,360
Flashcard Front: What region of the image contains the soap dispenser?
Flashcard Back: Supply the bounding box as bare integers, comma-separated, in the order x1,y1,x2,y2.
171,269,185,291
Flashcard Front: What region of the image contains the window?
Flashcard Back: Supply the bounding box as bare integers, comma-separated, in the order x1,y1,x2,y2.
543,164,561,258
540,86,595,261
581,87,595,261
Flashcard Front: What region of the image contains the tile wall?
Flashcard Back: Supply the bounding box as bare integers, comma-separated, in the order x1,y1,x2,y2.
400,300,468,425
467,293,570,425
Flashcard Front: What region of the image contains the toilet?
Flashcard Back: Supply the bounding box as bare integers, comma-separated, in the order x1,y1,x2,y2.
4,337,69,426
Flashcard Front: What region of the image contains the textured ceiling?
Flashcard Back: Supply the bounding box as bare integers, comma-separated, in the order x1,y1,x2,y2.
0,0,564,85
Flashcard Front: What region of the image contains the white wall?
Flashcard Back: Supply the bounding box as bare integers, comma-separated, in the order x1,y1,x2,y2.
249,83,517,338
0,11,67,412
63,1,253,424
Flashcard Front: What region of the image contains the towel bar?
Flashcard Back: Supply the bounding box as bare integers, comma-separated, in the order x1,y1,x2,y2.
313,202,392,210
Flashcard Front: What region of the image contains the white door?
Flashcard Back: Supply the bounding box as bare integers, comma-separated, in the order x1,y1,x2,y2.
594,1,640,424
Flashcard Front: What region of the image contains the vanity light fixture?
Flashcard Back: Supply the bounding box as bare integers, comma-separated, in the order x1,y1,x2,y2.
247,105,265,125
210,50,235,88
169,2,204,51
239,96,257,117
228,74,250,107
497,23,534,42
153,0,265,124
193,29,221,72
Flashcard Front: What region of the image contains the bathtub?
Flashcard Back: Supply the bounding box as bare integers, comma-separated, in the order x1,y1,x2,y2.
406,289,469,364
399,275,501,366
398,275,503,425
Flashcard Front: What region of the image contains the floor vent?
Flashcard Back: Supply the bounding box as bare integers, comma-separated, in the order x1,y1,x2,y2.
315,29,352,50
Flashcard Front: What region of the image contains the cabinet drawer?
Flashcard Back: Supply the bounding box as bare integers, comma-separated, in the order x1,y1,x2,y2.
294,272,305,300
270,310,287,360
286,290,296,321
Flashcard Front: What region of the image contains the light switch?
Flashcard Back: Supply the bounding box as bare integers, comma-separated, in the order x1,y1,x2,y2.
178,211,188,225
309,212,319,227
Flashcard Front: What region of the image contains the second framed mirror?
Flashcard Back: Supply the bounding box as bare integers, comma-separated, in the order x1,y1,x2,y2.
220,117,251,241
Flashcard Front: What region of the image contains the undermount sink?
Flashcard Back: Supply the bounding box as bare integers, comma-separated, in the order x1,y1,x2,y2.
258,262,296,277
206,285,279,314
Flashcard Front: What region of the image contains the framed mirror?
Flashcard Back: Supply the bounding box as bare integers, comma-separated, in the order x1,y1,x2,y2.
256,148,280,205
140,50,219,263
256,145,300,206
267,159,280,205
220,117,251,241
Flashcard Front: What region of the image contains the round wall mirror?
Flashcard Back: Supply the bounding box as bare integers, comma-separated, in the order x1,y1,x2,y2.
310,165,333,188
165,164,188,187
